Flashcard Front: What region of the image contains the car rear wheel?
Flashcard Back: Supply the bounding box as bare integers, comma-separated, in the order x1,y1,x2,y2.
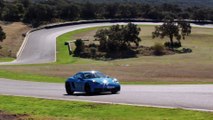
85,83,91,95
65,82,74,95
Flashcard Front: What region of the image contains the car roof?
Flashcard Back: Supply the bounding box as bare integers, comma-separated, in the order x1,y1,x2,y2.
79,71,99,74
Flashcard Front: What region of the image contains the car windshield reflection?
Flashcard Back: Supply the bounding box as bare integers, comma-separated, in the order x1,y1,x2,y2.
84,72,106,79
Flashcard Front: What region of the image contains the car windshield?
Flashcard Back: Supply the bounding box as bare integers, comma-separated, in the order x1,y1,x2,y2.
83,72,106,79
94,72,107,78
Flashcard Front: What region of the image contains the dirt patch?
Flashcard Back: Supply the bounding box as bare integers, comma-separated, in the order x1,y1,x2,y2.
0,21,31,57
0,110,30,120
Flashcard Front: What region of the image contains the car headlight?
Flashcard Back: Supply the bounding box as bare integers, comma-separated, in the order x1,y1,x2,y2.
92,80,100,85
113,78,119,83
103,80,108,84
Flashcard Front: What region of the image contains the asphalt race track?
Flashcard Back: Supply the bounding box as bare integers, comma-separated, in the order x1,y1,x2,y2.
0,78,213,111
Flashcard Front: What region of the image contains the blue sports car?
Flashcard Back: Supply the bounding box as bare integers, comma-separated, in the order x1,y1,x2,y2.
65,71,121,95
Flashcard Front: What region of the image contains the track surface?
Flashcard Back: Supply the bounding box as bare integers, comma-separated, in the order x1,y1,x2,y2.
0,78,213,111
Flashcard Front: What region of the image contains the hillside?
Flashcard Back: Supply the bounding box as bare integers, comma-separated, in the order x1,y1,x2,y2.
5,0,213,7
0,22,30,58
69,0,213,7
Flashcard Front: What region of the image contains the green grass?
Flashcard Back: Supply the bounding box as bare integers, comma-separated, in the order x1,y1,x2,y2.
0,95,212,120
0,70,64,83
0,57,14,62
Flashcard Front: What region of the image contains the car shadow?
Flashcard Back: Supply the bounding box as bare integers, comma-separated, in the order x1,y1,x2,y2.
64,92,118,96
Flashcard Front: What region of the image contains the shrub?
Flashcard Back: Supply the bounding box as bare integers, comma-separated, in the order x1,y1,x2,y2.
88,43,97,48
94,23,141,53
90,47,97,58
164,41,182,48
153,43,165,56
106,41,118,53
74,39,85,56
0,26,6,42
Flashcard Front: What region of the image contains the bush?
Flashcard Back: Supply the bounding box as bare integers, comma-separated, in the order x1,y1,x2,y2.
90,47,97,58
164,41,182,48
94,23,141,53
0,26,6,42
74,39,85,56
153,43,165,56
88,43,97,48
106,41,118,53
180,48,192,53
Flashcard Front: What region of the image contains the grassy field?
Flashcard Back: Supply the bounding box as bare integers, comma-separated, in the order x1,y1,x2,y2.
0,57,14,62
0,25,213,84
0,95,212,120
0,70,64,83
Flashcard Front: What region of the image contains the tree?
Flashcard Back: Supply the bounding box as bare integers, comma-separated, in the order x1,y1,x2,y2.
123,23,141,47
152,19,191,49
139,4,151,18
0,26,6,42
0,0,4,19
192,9,206,21
103,3,118,18
0,0,3,7
178,21,191,39
144,8,164,20
74,39,85,56
23,4,56,27
60,4,80,21
117,4,137,18
1,4,22,21
95,23,141,52
80,2,96,19
17,0,31,8
94,29,109,51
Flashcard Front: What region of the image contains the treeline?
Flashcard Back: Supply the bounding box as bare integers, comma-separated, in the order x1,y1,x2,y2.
0,0,212,27
69,0,213,7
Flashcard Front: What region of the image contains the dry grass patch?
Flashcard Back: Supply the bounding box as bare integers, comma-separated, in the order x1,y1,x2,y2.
0,21,30,57
0,110,30,120
1,62,213,84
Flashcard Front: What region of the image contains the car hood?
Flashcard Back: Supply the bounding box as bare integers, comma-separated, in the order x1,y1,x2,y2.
88,78,116,84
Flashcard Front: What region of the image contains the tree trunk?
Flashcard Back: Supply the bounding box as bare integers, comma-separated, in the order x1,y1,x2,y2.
170,35,174,50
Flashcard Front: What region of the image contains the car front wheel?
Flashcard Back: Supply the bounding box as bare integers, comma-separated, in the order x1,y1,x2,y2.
111,90,118,94
65,82,74,95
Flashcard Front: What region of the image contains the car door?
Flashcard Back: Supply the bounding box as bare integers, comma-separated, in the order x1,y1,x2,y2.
74,73,85,91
